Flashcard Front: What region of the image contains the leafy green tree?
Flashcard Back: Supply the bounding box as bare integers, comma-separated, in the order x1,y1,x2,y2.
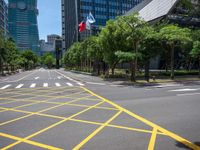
190,41,200,78
44,54,55,69
99,20,122,75
159,25,191,79
140,26,161,82
5,38,20,72
21,50,39,70
116,14,146,81
0,31,7,74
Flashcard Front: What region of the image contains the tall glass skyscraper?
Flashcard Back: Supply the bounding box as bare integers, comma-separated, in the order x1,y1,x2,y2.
8,0,40,55
62,0,143,51
0,0,8,35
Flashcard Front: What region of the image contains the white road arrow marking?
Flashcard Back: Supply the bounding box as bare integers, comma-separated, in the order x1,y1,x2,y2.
35,77,39,80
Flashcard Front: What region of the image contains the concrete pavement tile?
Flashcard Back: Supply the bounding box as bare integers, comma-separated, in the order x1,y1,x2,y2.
10,143,46,150
0,101,33,108
0,116,60,138
110,112,152,130
0,136,17,149
43,104,87,117
0,111,27,123
82,126,151,150
74,108,118,123
17,103,59,112
31,121,99,149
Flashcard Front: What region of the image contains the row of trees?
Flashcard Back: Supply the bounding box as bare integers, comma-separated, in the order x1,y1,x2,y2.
0,31,57,74
63,13,200,81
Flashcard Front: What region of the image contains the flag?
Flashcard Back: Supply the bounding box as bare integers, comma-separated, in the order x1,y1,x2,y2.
87,12,95,24
79,21,86,32
86,19,91,30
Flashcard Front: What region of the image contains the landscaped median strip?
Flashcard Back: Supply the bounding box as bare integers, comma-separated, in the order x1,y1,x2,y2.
80,86,200,150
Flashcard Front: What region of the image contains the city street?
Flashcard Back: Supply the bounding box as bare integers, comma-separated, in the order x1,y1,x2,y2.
0,69,200,150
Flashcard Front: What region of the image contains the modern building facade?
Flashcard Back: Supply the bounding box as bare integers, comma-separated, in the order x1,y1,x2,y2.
126,0,200,27
62,0,144,51
47,34,60,45
8,0,40,55
0,0,8,35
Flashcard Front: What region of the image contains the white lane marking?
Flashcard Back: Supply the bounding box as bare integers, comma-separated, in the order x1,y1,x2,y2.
16,84,24,89
35,77,39,80
154,84,181,88
87,82,106,85
170,88,199,92
66,82,73,87
57,76,62,79
177,93,200,96
55,83,61,87
30,83,36,88
0,84,11,89
43,83,48,87
77,82,84,86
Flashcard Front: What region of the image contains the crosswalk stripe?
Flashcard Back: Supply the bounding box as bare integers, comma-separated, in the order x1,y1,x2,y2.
77,82,84,86
0,84,11,89
66,82,73,87
55,83,61,87
30,83,36,88
170,88,198,92
43,83,48,87
16,84,24,89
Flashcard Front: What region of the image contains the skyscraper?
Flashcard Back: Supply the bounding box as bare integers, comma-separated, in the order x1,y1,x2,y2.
62,0,143,51
0,0,8,35
8,0,40,55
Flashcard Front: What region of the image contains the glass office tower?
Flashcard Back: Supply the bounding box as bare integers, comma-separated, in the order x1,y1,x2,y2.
0,0,8,35
62,0,143,51
8,0,40,55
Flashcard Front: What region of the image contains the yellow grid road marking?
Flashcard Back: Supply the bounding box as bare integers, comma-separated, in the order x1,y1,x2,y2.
2,101,104,149
148,128,158,150
0,95,92,126
73,111,122,150
0,132,63,150
81,87,200,150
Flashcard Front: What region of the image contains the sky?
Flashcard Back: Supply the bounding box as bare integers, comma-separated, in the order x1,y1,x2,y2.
38,0,61,41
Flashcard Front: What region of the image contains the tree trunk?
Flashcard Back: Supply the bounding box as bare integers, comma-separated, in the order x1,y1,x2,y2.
170,44,175,80
130,61,136,82
145,59,150,82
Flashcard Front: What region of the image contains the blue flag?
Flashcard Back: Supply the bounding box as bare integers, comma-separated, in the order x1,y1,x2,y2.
87,12,96,24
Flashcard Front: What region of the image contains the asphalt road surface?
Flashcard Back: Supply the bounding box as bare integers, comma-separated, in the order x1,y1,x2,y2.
0,68,200,150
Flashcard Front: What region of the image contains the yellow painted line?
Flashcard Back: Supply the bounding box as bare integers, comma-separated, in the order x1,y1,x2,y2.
0,95,92,126
148,128,158,150
81,87,200,150
3,101,104,149
0,132,63,150
73,110,122,150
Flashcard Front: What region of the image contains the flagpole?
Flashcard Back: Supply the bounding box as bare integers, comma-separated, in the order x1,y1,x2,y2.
75,0,79,42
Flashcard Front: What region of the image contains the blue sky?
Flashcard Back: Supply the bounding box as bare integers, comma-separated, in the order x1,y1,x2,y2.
38,0,61,41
